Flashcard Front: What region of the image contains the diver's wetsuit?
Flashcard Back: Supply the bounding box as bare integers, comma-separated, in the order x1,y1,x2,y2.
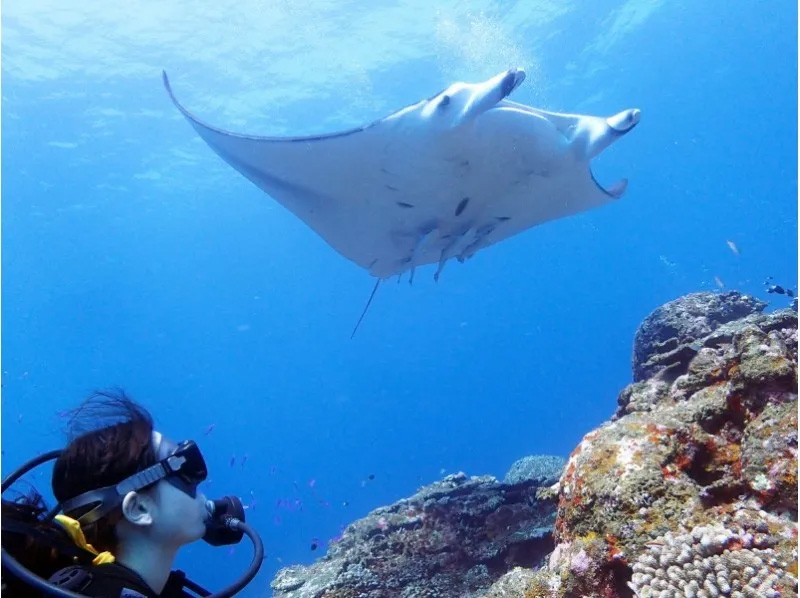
49,562,193,597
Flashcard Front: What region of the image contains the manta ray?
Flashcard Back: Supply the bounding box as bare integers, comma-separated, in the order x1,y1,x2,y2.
162,68,640,334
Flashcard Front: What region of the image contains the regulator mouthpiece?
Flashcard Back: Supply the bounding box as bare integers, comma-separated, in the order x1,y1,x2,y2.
203,495,245,546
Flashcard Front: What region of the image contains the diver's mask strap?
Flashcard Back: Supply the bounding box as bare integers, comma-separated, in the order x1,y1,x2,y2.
60,459,180,525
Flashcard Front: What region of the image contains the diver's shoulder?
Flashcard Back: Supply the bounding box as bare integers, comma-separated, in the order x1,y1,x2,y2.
49,562,159,597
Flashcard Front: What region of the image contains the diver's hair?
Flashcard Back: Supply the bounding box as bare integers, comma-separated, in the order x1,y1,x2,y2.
1,490,77,597
51,388,156,552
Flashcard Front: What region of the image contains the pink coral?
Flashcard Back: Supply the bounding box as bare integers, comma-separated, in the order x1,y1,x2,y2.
569,548,591,574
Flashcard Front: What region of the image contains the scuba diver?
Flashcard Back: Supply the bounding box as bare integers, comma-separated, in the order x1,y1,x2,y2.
1,390,264,597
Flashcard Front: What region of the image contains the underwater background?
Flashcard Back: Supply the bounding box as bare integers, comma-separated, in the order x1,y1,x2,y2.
1,1,796,595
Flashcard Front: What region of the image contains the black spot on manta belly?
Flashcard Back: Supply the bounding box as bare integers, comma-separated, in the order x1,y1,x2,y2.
454,197,469,217
496,216,511,221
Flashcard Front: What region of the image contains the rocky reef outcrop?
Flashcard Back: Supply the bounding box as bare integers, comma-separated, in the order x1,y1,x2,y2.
271,456,565,598
272,292,798,598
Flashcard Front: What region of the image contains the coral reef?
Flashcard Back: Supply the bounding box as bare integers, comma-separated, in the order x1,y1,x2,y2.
272,292,797,598
270,465,564,598
489,292,798,598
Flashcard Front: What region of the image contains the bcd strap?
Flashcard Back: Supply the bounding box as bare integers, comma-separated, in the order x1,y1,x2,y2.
50,563,154,597
48,565,94,591
53,514,116,564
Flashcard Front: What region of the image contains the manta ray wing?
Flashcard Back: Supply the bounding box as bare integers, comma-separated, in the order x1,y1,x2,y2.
163,72,430,274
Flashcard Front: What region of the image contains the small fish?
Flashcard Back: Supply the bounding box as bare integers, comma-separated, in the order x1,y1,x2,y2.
310,537,320,551
308,478,316,488
203,423,216,436
230,454,236,468
274,515,281,526
241,453,248,468
765,277,795,298
342,501,350,507
17,414,23,423
726,240,740,256
714,276,725,289
768,284,795,297
270,465,277,475
368,473,375,480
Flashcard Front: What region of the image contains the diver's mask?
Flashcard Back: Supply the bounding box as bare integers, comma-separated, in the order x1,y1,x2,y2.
60,438,209,526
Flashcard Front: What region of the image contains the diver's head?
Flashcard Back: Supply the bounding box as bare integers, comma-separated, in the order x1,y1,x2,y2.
51,390,208,555
3,389,263,598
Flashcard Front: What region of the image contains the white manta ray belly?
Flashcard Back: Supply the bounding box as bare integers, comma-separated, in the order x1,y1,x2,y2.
162,68,641,281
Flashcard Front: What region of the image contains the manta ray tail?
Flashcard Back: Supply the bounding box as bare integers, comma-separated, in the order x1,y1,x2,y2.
350,279,381,339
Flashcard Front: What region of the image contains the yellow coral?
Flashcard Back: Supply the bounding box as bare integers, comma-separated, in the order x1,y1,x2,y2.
523,578,552,598
788,560,798,577
577,531,599,543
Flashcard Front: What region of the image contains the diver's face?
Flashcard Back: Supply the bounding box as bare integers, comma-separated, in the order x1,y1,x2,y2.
149,431,208,547
150,478,207,546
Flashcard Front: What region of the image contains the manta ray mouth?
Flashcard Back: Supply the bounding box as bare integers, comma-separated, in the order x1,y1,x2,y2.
591,170,629,199
588,107,640,198
500,68,526,99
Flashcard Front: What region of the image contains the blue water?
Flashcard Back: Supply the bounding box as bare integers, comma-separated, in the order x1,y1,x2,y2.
2,1,797,595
